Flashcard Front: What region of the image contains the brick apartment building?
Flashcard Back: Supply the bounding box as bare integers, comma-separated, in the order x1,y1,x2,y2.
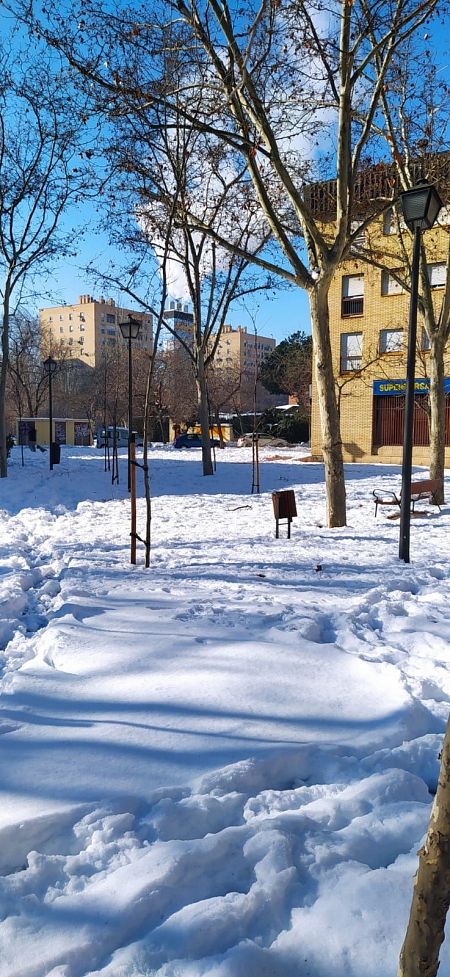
310,183,450,465
40,294,153,367
215,324,276,376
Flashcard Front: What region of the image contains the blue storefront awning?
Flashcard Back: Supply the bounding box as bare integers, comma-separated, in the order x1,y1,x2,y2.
373,378,450,396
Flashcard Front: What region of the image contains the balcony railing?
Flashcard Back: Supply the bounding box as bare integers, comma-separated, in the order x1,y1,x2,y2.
340,356,362,373
342,296,364,317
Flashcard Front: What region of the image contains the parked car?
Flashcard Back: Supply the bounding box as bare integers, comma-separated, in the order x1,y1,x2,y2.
173,432,221,449
237,435,289,447
96,426,129,448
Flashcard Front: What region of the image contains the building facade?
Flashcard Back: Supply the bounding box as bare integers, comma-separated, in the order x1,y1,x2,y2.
17,417,91,446
310,207,450,465
214,325,276,376
40,295,153,367
164,305,195,347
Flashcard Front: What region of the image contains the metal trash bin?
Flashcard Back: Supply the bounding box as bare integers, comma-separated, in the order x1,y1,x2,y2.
272,490,297,538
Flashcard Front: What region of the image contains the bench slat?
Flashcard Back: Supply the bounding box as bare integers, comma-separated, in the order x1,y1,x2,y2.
374,478,441,516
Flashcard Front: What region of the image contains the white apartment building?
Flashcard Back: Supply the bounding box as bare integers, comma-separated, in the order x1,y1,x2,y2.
40,294,153,367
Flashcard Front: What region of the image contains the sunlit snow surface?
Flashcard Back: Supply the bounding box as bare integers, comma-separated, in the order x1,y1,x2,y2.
1,443,450,977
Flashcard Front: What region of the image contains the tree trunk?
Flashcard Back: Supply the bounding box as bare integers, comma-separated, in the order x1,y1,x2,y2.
196,352,213,476
309,283,347,527
0,288,11,478
428,330,445,505
214,407,224,448
398,716,450,977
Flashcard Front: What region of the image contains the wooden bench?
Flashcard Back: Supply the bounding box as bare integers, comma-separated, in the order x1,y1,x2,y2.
373,478,442,517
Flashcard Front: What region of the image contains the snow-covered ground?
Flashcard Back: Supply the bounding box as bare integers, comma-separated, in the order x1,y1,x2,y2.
1,442,449,977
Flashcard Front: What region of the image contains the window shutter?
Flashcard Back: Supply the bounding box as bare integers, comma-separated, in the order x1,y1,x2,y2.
428,263,447,287
350,222,365,251
381,271,404,295
343,274,364,297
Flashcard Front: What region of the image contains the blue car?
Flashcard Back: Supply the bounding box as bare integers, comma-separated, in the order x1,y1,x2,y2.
173,433,221,449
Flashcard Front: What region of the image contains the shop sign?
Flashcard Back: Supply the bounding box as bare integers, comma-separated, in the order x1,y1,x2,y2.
373,378,450,396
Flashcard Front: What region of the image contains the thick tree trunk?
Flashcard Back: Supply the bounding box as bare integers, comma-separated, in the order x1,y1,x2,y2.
0,289,11,478
428,331,445,505
309,284,346,527
196,352,213,476
398,716,450,977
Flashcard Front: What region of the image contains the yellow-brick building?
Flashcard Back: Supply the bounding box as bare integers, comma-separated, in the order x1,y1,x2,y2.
40,294,153,368
310,207,450,465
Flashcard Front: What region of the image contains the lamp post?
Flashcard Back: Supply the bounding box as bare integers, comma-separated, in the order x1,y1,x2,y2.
118,314,142,491
398,180,443,563
43,355,57,471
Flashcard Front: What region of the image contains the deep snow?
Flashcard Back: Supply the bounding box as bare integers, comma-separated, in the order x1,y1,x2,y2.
1,442,449,977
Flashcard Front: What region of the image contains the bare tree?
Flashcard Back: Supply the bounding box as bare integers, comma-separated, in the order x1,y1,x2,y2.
119,94,272,475
207,362,243,440
0,40,94,475
7,314,50,421
15,0,441,514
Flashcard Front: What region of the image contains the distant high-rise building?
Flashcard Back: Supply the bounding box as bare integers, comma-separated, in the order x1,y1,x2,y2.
40,294,153,367
164,307,195,348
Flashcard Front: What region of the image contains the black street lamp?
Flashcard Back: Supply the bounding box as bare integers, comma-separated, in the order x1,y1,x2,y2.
43,355,57,471
398,180,443,563
118,314,142,491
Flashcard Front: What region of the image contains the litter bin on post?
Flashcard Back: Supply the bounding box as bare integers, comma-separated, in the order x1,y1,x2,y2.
272,489,297,538
50,442,61,466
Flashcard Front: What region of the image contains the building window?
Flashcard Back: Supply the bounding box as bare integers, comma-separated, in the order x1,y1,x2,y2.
59,314,63,320
69,324,73,332
437,206,450,226
340,332,362,373
79,336,84,345
106,313,116,323
381,270,404,296
380,328,403,353
421,328,431,350
427,262,447,288
383,209,395,235
69,313,72,320
342,275,364,317
80,324,85,331
350,221,365,252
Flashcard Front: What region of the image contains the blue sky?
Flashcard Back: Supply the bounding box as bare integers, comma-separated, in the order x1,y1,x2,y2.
38,205,311,345
19,5,448,347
